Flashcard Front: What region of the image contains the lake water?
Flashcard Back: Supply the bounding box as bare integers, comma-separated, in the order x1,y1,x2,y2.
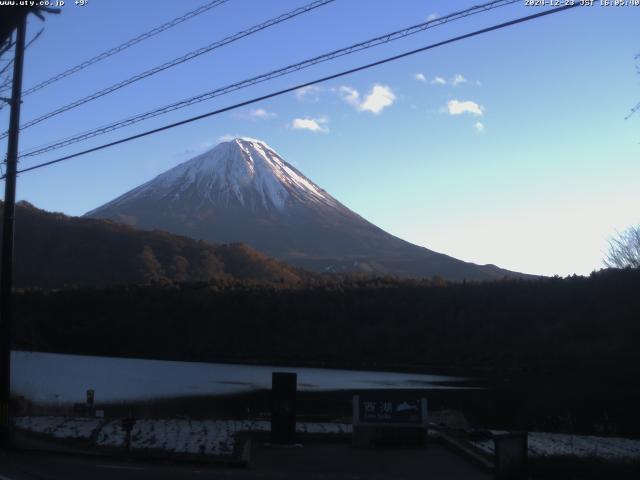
11,350,464,405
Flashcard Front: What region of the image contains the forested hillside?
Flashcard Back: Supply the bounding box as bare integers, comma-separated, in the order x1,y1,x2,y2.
0,201,310,287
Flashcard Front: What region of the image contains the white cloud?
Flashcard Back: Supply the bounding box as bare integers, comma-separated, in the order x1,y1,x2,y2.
452,74,467,86
447,99,484,116
360,84,396,114
218,133,238,142
247,108,275,119
427,13,438,21
338,84,396,114
431,76,446,85
291,116,329,133
295,85,322,102
414,73,426,83
338,85,361,107
474,122,485,133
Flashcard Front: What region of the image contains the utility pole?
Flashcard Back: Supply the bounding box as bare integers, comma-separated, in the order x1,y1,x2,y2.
0,14,27,448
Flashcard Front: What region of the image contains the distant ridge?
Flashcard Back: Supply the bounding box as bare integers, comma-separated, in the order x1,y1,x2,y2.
1,200,309,288
86,138,532,281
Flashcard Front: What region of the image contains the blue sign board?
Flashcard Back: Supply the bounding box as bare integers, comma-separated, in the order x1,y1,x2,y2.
354,395,427,426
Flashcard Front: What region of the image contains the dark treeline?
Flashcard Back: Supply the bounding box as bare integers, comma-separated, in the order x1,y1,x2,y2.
12,267,640,434
13,268,640,371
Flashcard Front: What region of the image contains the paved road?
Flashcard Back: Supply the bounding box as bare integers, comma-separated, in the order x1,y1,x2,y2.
0,441,493,480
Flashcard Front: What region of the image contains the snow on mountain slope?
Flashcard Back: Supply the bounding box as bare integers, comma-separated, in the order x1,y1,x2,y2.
86,138,531,281
88,138,339,215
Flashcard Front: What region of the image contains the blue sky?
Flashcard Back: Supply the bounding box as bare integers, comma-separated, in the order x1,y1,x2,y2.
1,0,638,276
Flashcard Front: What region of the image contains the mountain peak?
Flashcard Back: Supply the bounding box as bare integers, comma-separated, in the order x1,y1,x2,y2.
227,136,272,148
88,138,337,215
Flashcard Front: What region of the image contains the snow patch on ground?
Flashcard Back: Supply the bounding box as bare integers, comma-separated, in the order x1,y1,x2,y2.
15,416,102,439
471,432,640,462
95,420,127,447
15,416,352,457
130,419,248,456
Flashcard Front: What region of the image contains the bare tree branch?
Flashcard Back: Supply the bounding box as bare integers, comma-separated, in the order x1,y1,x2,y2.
628,52,640,119
0,40,14,58
604,225,640,269
0,27,45,94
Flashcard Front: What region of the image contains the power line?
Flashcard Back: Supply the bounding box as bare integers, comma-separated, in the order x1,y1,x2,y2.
5,4,579,180
0,0,336,138
17,0,520,158
0,0,230,100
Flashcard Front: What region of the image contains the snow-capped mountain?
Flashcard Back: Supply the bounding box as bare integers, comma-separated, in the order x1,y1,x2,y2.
86,138,527,280
97,137,339,214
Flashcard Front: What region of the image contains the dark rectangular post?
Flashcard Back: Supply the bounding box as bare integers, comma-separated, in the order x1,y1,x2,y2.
495,432,528,480
271,372,296,444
